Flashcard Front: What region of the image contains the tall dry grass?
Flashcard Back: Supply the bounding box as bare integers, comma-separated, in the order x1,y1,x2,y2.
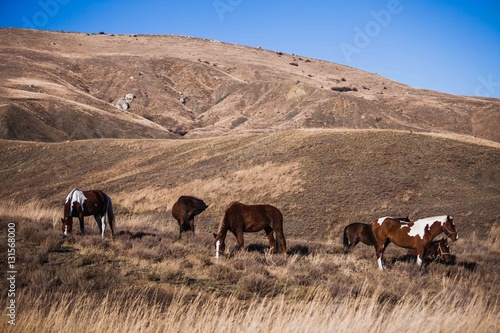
114,161,304,214
1,202,498,333
5,280,498,333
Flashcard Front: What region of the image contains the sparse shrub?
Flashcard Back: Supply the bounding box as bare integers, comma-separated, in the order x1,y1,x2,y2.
208,263,242,284
331,86,358,92
235,273,280,299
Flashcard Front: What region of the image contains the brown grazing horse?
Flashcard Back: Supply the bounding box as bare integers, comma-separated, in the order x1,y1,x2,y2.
213,202,287,257
372,215,458,270
61,189,115,238
407,238,452,263
343,217,409,253
172,196,208,238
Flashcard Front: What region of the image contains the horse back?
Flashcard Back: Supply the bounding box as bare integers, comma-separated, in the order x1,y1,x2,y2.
81,190,108,215
172,196,207,222
225,202,282,232
372,218,418,248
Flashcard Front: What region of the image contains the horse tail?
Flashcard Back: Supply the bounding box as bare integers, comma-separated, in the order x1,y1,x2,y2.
343,227,349,253
106,195,116,236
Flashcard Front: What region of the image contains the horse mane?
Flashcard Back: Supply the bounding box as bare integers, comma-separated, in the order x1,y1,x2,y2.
65,188,78,203
217,201,240,234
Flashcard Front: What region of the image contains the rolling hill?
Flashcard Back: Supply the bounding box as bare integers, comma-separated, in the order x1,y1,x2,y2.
1,28,499,142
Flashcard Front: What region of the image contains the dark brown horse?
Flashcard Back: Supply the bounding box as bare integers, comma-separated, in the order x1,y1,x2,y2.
213,202,287,258
407,238,453,263
172,195,208,238
343,217,409,253
372,215,458,270
61,189,115,238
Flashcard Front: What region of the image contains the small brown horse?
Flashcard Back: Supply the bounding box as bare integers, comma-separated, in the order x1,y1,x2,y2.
407,238,452,263
372,215,458,270
172,195,208,238
213,202,287,257
343,217,409,253
61,189,115,238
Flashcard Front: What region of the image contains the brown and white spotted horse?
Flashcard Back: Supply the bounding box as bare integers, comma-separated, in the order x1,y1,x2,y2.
371,215,458,270
61,189,115,238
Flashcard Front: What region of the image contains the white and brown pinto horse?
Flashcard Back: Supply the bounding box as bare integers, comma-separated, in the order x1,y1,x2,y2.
61,189,115,238
371,215,458,270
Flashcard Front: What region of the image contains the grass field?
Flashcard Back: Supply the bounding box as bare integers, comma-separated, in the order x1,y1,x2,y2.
0,199,498,333
0,129,499,332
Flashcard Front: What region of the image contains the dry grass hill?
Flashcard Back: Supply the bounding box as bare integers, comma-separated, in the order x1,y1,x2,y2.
1,29,499,142
0,29,499,332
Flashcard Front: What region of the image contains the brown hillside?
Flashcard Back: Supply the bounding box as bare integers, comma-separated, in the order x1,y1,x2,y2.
1,28,499,142
1,130,498,243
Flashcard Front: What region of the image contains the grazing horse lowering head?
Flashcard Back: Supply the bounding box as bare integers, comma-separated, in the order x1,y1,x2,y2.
407,238,453,263
61,189,116,238
213,233,226,259
61,216,73,235
213,201,287,258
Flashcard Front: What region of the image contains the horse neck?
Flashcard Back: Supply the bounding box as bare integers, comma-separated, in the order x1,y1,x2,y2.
63,202,71,218
217,220,229,239
428,222,447,239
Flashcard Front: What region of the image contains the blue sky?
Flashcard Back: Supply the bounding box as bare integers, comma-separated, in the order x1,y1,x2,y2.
2,0,500,98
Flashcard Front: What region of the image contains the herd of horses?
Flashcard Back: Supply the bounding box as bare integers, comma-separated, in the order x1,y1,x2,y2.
61,189,458,270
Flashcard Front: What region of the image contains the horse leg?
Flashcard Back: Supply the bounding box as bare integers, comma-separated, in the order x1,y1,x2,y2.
275,231,287,256
189,217,195,237
264,226,276,254
93,214,103,237
79,213,85,236
416,247,425,269
376,239,389,271
235,231,244,252
349,237,360,253
100,213,107,238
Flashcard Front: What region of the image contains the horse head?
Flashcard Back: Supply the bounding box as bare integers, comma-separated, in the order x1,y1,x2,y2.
443,215,458,241
213,233,226,258
61,217,72,236
437,238,453,263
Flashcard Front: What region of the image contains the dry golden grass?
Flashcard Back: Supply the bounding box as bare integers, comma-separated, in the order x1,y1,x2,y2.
1,202,498,333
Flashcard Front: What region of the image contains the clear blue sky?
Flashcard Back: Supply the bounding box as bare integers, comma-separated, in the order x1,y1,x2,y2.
2,0,500,98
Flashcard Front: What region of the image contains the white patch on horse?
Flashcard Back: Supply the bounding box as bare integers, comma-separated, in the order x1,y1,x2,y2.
377,216,391,225
407,216,448,239
100,215,106,238
377,257,383,270
65,189,87,216
215,240,220,259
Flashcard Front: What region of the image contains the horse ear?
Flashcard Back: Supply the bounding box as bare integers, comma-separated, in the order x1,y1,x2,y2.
213,233,217,239
60,218,65,224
